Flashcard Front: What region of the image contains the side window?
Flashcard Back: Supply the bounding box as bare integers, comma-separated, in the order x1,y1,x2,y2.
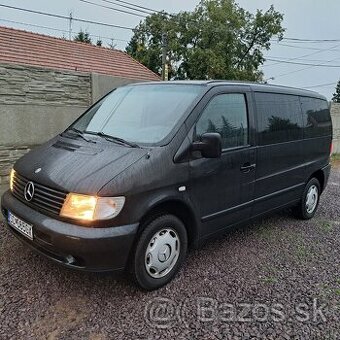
255,92,303,145
300,97,332,138
195,93,248,149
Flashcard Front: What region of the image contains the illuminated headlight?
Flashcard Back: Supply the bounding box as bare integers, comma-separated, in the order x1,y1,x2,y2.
60,193,125,221
10,169,15,192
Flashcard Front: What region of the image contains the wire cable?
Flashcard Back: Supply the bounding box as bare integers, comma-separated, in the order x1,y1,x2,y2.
283,37,340,42
0,3,134,30
79,0,147,18
264,43,340,67
271,55,340,79
303,82,337,89
100,0,154,15
269,42,340,52
266,58,340,67
0,18,129,42
102,0,160,14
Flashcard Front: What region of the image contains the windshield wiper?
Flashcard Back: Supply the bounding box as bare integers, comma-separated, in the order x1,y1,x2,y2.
85,131,141,148
63,128,96,143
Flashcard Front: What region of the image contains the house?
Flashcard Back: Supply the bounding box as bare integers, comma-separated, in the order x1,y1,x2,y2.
0,25,160,203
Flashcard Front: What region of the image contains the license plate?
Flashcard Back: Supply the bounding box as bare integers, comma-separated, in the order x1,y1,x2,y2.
8,212,33,240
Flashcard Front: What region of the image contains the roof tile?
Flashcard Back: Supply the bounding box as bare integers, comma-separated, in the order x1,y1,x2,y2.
0,25,160,80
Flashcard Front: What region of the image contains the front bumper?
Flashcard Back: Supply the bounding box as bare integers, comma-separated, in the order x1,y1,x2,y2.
1,190,139,272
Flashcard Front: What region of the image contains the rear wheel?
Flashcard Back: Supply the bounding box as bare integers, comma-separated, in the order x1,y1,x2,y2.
132,214,188,290
293,178,320,220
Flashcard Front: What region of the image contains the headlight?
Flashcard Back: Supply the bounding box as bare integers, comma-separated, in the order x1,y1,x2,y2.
60,193,125,221
10,169,15,192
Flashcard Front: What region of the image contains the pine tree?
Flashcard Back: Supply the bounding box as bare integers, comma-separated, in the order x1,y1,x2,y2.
74,30,92,44
332,80,340,103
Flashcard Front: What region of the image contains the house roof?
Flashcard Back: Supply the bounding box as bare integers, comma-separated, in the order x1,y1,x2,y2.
0,25,160,80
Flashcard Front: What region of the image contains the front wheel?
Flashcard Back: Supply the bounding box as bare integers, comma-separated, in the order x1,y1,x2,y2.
293,178,321,220
132,214,188,290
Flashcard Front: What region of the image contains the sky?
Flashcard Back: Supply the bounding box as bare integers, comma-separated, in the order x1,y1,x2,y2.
0,0,340,99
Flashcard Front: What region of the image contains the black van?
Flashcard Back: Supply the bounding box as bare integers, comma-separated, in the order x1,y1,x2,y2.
1,81,332,290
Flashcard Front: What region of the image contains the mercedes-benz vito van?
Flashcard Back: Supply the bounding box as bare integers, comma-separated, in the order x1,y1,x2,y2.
1,81,332,290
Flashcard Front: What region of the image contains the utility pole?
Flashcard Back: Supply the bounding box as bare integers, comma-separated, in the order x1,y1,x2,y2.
69,12,73,41
161,33,168,81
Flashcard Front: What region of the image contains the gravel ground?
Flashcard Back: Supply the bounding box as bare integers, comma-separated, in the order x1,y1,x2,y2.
0,165,339,339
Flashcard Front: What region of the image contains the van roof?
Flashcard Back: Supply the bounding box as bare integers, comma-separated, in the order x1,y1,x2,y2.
131,80,327,100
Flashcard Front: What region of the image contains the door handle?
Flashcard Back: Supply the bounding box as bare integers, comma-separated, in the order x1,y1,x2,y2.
240,163,256,173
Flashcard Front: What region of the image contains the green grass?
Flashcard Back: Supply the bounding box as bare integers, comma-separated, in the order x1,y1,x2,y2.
319,220,333,232
318,281,340,298
260,265,279,284
295,243,310,261
257,223,276,241
331,153,340,161
261,276,278,284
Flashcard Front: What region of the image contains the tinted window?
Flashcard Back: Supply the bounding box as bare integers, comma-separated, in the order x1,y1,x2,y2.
72,85,202,145
300,97,332,138
255,93,303,145
195,94,248,149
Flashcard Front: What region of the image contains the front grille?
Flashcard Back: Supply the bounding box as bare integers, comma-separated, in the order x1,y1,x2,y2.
12,172,67,216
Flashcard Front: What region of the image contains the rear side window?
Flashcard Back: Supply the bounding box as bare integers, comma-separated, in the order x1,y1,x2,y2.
300,97,332,138
255,92,303,145
195,93,248,149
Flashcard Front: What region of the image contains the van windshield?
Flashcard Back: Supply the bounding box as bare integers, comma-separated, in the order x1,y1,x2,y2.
71,84,202,145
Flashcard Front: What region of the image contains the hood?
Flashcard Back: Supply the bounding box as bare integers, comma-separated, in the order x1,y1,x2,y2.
14,135,148,195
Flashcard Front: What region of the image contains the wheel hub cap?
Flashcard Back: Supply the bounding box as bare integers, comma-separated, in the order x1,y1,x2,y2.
145,228,180,279
306,184,318,214
158,245,171,262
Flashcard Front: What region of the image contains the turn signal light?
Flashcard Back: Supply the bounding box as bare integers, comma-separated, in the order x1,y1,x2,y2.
60,193,125,221
10,169,15,192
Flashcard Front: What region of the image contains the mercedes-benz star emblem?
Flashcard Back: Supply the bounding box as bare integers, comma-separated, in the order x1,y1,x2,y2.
24,182,35,202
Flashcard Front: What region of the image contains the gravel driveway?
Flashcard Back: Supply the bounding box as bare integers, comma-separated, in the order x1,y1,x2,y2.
1,164,339,339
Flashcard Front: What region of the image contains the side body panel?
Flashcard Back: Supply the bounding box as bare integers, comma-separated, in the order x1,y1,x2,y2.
299,96,332,188
252,91,306,217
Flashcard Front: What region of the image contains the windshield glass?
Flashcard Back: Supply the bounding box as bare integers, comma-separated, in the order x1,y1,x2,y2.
71,84,203,145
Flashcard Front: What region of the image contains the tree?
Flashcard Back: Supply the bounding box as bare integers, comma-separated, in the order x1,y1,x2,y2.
332,80,340,103
126,0,285,80
74,30,92,44
96,39,103,47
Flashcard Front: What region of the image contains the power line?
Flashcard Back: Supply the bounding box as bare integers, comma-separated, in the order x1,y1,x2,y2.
265,56,340,63
102,0,161,14
100,0,154,15
303,82,337,89
271,56,340,79
0,18,68,34
0,3,134,30
0,18,129,42
266,58,340,67
264,43,340,67
269,41,340,52
271,37,340,44
79,0,147,18
283,37,340,43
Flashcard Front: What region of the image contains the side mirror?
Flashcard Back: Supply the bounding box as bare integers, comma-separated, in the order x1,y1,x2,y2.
192,132,222,158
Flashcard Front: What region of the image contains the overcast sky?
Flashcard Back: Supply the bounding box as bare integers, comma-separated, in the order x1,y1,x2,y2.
1,0,340,99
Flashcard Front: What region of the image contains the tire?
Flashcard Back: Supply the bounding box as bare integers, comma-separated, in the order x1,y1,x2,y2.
293,177,321,220
132,214,188,290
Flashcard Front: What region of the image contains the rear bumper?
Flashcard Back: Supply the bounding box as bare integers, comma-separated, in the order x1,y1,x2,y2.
1,190,138,272
321,163,331,192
